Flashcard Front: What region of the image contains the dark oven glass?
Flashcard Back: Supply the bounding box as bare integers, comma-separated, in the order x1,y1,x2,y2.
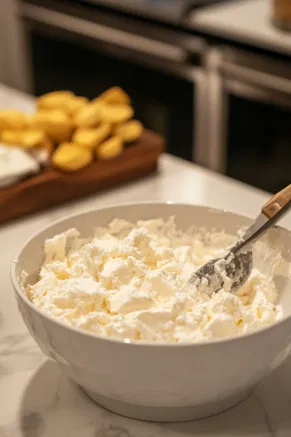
28,29,194,161
226,95,291,193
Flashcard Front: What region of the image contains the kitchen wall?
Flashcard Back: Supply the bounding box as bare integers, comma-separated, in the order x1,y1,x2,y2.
0,0,31,92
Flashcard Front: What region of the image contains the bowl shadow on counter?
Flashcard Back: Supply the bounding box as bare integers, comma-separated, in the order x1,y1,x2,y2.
19,356,291,437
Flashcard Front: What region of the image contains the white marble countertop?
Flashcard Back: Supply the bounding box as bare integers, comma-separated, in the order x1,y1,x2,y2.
1,84,291,437
190,0,291,56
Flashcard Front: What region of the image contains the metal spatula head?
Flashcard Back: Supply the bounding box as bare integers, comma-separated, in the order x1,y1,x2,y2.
185,184,291,295
186,249,253,296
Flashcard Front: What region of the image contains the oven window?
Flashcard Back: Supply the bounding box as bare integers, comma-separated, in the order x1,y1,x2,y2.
29,29,194,161
226,95,291,193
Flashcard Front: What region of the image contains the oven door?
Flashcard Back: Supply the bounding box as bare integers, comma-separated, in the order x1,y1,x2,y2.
19,0,208,162
207,48,291,193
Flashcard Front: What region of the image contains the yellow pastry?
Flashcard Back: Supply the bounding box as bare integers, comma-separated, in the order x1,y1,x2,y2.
63,96,89,115
25,114,38,129
20,129,47,149
0,129,23,145
115,120,143,143
96,86,131,105
96,136,123,160
73,123,111,149
37,90,74,111
0,110,28,131
100,104,133,124
1,128,54,155
74,103,101,128
52,142,92,171
90,98,105,111
33,109,73,143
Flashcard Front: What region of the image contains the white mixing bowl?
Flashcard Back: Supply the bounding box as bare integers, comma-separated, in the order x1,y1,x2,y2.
11,203,291,422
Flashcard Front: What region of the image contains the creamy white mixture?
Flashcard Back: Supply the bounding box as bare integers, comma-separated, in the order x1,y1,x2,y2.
26,217,282,343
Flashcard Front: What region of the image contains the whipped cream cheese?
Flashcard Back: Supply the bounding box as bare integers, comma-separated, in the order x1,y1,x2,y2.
26,217,282,343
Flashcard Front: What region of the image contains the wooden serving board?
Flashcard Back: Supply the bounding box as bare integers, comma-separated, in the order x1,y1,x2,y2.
0,130,164,224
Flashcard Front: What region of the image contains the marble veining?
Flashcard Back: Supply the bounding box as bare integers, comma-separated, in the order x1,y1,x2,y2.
0,332,43,376
1,84,291,437
254,396,275,437
21,412,45,437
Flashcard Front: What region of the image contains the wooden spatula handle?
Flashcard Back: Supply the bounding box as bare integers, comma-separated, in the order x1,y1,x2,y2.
262,184,291,219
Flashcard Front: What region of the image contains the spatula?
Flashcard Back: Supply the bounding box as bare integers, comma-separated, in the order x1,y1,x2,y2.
185,184,291,295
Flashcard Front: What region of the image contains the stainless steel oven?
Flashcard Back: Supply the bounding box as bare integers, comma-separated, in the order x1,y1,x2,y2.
19,0,209,162
206,47,291,193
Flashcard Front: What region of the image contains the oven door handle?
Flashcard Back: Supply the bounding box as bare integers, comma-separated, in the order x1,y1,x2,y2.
225,79,291,110
21,4,188,64
222,62,291,96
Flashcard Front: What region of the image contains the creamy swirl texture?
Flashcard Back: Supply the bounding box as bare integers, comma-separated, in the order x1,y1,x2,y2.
26,217,282,343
